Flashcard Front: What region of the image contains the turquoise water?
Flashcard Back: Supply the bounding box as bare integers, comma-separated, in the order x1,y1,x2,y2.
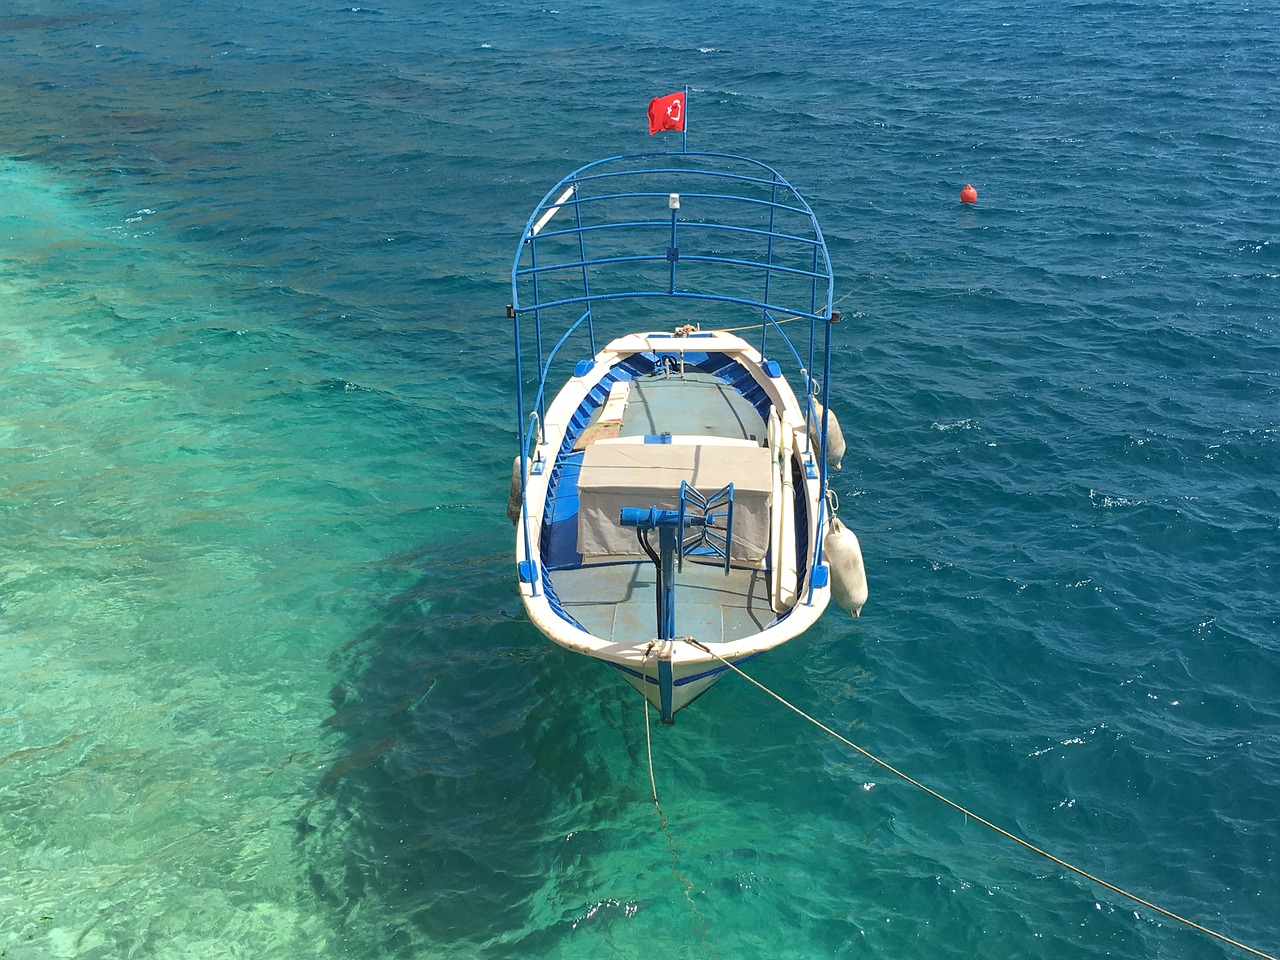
2,1,1277,958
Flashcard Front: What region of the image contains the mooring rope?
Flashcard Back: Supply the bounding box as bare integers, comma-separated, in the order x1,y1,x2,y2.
708,280,860,334
709,249,916,334
640,645,713,950
683,637,1276,960
640,645,662,808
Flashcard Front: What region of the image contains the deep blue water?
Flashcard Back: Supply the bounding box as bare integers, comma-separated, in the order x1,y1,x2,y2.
2,1,1277,958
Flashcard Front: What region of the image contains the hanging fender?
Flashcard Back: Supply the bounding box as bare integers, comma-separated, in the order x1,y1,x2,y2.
809,399,846,471
826,515,868,617
507,456,523,525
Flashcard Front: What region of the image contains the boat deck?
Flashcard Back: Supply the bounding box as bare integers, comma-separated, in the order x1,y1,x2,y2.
551,561,773,645
616,373,766,442
546,366,778,645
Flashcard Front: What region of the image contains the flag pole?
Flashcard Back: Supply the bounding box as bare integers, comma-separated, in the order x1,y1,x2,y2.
682,85,689,153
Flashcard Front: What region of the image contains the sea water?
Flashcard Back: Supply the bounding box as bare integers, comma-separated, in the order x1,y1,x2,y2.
1,1,1277,958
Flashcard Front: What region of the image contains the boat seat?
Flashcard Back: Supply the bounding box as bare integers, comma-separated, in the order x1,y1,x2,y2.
576,439,771,563
573,380,630,449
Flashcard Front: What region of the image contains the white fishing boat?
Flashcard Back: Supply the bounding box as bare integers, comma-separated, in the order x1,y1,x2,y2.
509,135,865,721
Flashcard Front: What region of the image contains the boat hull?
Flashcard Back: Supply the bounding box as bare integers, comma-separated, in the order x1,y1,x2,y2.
515,330,831,719
509,149,845,719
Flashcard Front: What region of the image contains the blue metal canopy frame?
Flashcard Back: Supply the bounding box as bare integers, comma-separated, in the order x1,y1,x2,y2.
509,148,839,605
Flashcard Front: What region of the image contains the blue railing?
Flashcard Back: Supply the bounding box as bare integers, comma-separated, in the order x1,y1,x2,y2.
510,150,838,597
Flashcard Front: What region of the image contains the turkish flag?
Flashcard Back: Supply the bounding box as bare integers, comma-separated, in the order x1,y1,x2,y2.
648,91,686,135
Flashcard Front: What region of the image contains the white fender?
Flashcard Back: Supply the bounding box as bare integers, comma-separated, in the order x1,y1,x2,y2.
506,456,523,525
767,408,782,574
773,414,798,611
767,409,795,612
808,400,846,471
826,515,868,617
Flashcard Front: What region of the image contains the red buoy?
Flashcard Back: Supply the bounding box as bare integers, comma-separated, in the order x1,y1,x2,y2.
960,183,978,204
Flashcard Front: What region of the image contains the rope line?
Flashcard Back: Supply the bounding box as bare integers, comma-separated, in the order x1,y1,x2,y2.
709,250,915,334
640,646,712,950
640,645,661,807
709,279,861,334
683,637,1276,960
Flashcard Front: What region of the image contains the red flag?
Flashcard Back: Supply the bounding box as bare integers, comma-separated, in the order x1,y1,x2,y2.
647,91,686,135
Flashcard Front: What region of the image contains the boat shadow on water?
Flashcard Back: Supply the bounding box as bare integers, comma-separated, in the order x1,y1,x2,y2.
292,527,669,959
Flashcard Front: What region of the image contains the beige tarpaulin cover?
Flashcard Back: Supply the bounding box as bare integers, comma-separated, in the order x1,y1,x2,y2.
577,441,772,562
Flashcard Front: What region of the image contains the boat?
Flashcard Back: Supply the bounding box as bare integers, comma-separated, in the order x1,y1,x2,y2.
509,140,856,721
